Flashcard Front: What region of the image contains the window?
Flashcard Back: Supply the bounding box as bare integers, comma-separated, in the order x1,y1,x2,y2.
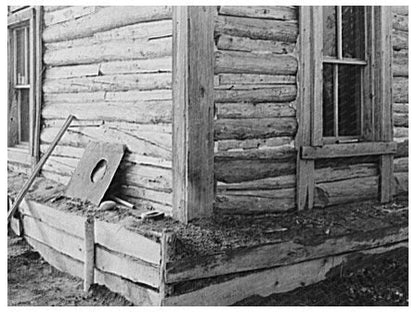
8,7,41,166
297,6,395,210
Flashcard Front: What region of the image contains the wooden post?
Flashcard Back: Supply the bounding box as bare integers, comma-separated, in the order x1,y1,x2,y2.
33,6,43,165
373,7,394,203
84,216,95,292
296,7,315,210
172,6,215,223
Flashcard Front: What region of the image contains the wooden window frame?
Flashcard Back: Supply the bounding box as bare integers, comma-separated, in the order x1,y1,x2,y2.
8,7,43,167
296,6,395,210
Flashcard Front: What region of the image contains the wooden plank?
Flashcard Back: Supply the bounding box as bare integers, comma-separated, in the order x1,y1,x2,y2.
25,236,84,279
172,6,215,223
8,147,32,165
315,163,378,183
33,6,43,164
215,118,297,140
163,241,407,306
217,175,296,191
19,199,86,238
95,246,160,288
216,188,295,213
219,6,297,21
43,6,172,43
301,142,397,159
118,188,173,215
166,226,407,284
116,184,172,206
215,14,298,43
215,50,297,75
217,34,295,54
43,73,171,93
95,220,160,265
44,37,172,66
41,171,70,185
94,269,161,306
84,217,95,291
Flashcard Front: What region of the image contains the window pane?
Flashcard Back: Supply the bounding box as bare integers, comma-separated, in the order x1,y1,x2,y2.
15,26,29,85
323,64,335,136
323,6,337,57
19,89,30,142
342,6,365,59
338,65,361,136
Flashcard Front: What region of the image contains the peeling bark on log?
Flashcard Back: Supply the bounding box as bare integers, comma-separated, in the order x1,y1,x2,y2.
393,77,408,103
219,6,297,21
44,37,172,66
45,57,172,80
217,73,296,85
314,176,379,208
42,101,172,124
216,137,293,151
394,157,408,173
215,118,297,140
217,34,295,54
216,102,295,119
43,73,171,93
215,15,298,43
216,188,296,213
43,6,172,43
215,50,297,75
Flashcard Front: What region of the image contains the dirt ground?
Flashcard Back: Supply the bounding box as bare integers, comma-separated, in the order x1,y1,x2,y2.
8,230,408,306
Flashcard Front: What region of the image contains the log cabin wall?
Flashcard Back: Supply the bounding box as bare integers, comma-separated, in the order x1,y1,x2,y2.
213,6,299,214
213,6,408,214
391,6,408,196
40,6,174,214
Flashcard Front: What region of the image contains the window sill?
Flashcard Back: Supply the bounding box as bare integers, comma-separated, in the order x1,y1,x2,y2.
301,141,397,160
8,145,32,166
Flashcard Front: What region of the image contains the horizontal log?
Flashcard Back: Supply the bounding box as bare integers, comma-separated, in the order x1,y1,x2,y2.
216,188,295,213
22,215,84,261
392,6,408,16
45,57,172,80
393,77,408,103
125,153,172,169
215,14,298,43
43,73,171,93
44,89,171,103
41,125,172,160
315,163,378,184
43,6,70,13
95,220,160,265
394,157,408,173
217,174,296,191
395,140,408,158
393,172,408,195
95,247,160,288
314,176,379,207
25,236,84,279
215,145,295,160
44,37,172,66
301,142,397,159
216,102,295,119
216,137,293,151
42,155,79,176
215,50,297,75
42,101,172,124
163,242,407,305
215,118,297,140
19,199,86,238
392,29,408,50
217,73,296,85
393,50,408,77
393,103,408,114
166,226,407,284
44,6,97,26
394,127,408,139
219,6,297,21
215,87,297,103
217,34,295,54
393,12,408,32
43,6,172,43
94,269,161,306
115,184,172,207
215,158,296,183
41,171,70,185
393,113,408,127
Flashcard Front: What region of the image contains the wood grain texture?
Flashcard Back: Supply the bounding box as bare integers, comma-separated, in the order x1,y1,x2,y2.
217,34,295,54
219,6,297,21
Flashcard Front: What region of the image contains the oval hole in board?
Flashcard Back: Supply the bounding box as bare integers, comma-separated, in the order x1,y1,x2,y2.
90,159,108,183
